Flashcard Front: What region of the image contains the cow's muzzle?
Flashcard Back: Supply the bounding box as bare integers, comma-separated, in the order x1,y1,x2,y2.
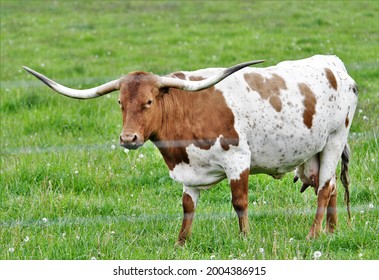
120,132,144,150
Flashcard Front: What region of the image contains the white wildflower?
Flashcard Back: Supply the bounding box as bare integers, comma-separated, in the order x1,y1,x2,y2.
8,247,15,253
139,154,144,159
91,257,97,260
42,217,48,223
369,203,374,209
111,144,116,150
24,236,30,243
124,148,129,154
74,170,79,174
363,115,368,121
259,248,265,253
210,254,216,260
313,251,322,259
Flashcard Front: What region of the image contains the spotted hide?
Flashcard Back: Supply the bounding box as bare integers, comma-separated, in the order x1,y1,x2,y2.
24,55,358,245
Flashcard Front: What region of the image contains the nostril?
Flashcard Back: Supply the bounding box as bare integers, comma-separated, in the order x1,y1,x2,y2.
120,133,140,143
119,132,143,149
132,134,138,143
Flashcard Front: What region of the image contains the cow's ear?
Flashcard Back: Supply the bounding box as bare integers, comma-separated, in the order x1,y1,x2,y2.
159,87,170,95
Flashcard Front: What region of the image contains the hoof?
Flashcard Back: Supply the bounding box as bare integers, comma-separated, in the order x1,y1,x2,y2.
175,239,186,247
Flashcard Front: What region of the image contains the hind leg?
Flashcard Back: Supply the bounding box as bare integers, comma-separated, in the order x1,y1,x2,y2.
326,180,338,233
307,131,346,239
308,175,336,238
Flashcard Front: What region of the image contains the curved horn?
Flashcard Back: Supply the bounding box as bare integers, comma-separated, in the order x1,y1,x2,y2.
23,66,120,99
158,60,265,91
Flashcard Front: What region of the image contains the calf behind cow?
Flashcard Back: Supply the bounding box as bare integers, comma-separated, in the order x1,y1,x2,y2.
24,55,357,245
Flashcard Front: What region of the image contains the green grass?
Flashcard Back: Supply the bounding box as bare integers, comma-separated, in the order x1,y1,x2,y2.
1,0,378,260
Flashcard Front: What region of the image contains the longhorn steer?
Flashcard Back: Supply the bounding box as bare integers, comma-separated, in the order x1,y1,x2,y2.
24,55,357,245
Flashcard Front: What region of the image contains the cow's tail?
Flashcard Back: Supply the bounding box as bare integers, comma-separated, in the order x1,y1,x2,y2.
340,144,351,225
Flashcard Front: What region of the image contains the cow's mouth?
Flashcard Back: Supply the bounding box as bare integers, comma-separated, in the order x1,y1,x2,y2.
120,141,144,150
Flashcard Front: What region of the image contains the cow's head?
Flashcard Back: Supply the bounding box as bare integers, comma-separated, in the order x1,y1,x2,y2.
23,60,264,149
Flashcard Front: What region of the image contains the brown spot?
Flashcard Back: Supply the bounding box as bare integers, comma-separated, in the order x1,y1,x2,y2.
298,83,317,129
189,76,205,81
325,68,338,90
155,75,239,170
244,73,287,112
345,114,349,127
171,72,186,80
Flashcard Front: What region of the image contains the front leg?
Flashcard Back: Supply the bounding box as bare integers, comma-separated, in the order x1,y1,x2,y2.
176,187,200,246
230,169,250,235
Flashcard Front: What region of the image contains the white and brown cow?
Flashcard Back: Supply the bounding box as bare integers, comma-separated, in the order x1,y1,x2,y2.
24,55,357,245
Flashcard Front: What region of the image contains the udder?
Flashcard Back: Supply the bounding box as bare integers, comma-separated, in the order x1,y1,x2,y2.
294,154,319,195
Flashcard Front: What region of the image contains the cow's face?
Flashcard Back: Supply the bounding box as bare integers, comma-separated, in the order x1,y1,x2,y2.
118,72,163,150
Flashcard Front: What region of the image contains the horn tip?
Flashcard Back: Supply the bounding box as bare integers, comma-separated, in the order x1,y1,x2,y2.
22,66,36,75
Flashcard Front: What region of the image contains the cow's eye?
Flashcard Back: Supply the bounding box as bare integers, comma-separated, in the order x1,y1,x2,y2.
144,100,153,108
118,100,125,111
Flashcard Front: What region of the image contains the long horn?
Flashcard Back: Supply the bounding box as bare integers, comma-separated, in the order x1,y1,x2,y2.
23,66,120,99
158,60,265,91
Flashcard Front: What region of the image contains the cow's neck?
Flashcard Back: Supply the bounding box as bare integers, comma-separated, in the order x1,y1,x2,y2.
151,87,239,170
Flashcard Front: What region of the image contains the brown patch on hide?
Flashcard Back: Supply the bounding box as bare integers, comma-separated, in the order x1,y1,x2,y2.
345,115,350,127
298,83,317,129
155,75,239,170
171,72,186,80
325,68,338,90
243,72,287,112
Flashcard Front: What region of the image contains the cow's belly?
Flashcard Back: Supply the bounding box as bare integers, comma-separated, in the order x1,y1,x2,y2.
169,128,328,187
247,126,327,174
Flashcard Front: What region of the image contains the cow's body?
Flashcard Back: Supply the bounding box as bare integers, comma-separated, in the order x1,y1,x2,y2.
167,55,355,184
24,55,358,245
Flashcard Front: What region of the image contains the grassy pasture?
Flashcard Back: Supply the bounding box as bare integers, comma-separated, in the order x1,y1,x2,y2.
0,1,378,260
